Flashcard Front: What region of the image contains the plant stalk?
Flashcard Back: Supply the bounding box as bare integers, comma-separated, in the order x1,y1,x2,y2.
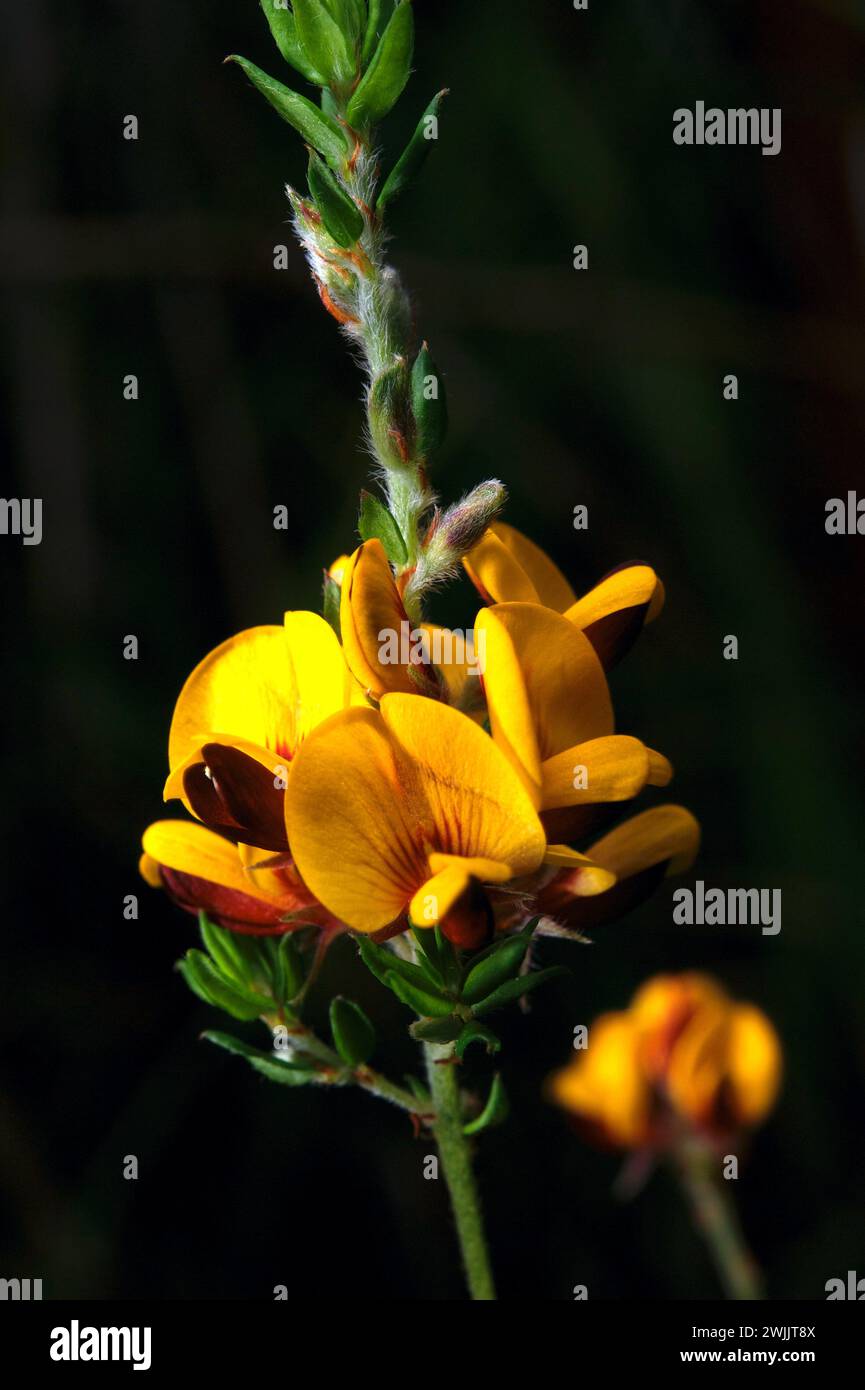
424,1041,496,1300
673,1138,764,1300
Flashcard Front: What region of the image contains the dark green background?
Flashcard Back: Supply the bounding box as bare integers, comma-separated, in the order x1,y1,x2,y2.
2,0,864,1299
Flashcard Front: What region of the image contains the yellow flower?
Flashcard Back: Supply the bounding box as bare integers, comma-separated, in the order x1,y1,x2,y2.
464,522,664,669
548,972,781,1148
285,692,590,943
476,602,672,834
161,610,359,850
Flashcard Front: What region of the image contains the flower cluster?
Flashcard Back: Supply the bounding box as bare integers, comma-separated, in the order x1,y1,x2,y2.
548,973,782,1149
141,521,698,953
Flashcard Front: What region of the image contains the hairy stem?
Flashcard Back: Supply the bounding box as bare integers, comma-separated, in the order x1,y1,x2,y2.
424,1041,496,1300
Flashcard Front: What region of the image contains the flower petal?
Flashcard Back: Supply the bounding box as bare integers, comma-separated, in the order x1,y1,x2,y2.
565,564,664,669
477,602,614,804
464,522,577,609
726,1005,782,1126
540,735,669,811
167,627,296,789
339,540,419,698
535,805,700,930
548,1012,650,1147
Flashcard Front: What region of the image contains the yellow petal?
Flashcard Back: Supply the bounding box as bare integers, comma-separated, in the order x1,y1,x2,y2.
541,735,658,811
548,1012,650,1146
141,820,280,903
380,693,546,880
477,603,614,804
427,852,513,882
726,1004,782,1126
565,564,663,629
463,528,541,605
586,805,701,879
139,852,162,888
167,625,295,790
666,997,732,1125
410,865,473,927
564,565,664,668
286,698,546,933
283,609,354,740
339,540,418,698
542,844,616,895
464,522,577,609
328,553,351,584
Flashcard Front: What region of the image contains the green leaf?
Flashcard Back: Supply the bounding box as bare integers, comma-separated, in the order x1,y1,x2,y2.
199,911,276,992
293,0,355,88
227,57,348,171
357,935,448,1000
259,0,324,84
203,1031,319,1086
377,89,447,210
463,1073,509,1136
346,0,414,128
178,951,269,1021
385,971,456,1018
471,966,571,1019
330,996,376,1066
358,490,408,565
273,933,306,1005
409,1016,463,1044
307,152,364,247
461,935,530,1005
322,570,342,637
454,1022,502,1060
411,342,448,458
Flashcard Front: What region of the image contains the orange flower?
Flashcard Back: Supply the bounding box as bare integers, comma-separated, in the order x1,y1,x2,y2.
548,973,782,1148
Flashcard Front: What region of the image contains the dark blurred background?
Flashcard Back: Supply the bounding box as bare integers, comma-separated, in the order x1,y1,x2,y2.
1,0,864,1300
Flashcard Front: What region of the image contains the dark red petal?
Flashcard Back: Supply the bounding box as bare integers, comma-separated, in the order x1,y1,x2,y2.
201,743,289,852
535,862,668,931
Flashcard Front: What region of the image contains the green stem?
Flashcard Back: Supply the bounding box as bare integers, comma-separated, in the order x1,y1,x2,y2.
280,1022,427,1114
424,1042,496,1300
673,1139,764,1300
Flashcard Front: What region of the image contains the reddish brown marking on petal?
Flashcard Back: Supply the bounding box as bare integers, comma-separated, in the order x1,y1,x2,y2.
439,879,494,950
160,866,292,931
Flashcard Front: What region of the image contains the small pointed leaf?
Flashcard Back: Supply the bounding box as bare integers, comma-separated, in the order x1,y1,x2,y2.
203,1031,319,1086
358,490,408,565
463,1073,509,1136
470,966,571,1019
455,1022,502,1060
227,57,348,171
378,89,447,210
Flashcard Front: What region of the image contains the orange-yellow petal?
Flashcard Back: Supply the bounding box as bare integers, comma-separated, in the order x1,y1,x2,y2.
339,540,418,698
726,1004,782,1126
540,735,670,811
141,820,282,903
167,626,295,791
477,602,614,805
548,1012,650,1146
464,522,577,610
286,697,546,933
